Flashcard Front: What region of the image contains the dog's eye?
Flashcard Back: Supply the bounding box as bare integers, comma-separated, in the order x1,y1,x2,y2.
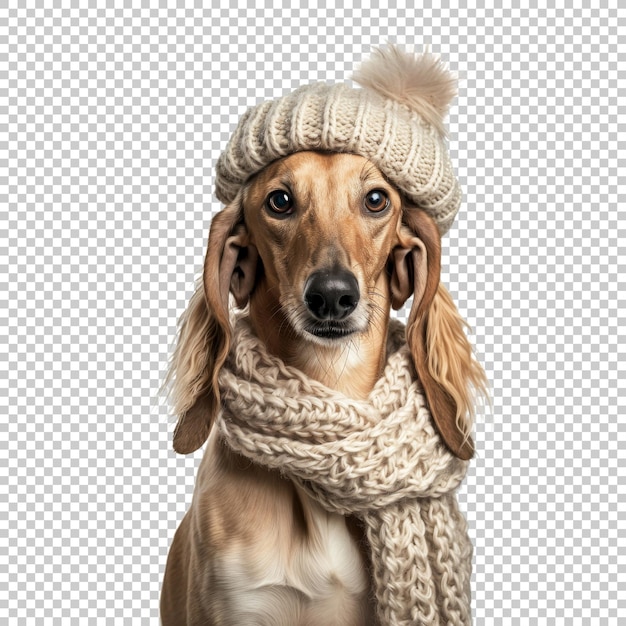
266,190,294,216
364,189,389,213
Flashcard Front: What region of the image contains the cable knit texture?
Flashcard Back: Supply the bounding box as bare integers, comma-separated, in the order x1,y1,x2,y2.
218,315,473,625
214,47,463,235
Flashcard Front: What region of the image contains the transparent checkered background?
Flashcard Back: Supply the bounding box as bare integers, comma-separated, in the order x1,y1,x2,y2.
2,4,624,625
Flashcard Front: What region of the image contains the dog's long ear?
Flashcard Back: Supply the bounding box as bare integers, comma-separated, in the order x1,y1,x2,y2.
166,197,258,454
390,209,486,460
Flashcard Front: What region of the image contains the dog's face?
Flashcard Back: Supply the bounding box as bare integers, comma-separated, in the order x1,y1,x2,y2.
243,151,403,345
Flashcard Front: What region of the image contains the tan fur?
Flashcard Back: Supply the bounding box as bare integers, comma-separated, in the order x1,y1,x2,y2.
424,285,489,444
163,201,243,454
242,152,400,399
161,151,487,625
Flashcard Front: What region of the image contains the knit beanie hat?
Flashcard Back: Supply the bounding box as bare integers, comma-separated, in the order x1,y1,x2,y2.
215,45,462,235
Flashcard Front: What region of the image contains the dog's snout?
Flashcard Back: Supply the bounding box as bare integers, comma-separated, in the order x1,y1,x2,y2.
304,269,360,321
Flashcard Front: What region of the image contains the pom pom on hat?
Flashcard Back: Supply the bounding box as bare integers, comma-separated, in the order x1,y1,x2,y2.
352,45,457,136
215,45,463,234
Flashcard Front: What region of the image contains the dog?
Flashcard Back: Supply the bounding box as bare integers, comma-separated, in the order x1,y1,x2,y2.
160,149,487,625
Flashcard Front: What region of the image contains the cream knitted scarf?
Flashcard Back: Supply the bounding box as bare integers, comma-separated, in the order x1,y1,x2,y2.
218,315,473,626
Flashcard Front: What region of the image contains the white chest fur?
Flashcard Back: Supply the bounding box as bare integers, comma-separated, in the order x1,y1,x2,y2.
190,433,373,626
218,506,369,625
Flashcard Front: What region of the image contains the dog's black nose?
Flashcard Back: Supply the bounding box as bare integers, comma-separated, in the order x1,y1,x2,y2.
304,269,360,321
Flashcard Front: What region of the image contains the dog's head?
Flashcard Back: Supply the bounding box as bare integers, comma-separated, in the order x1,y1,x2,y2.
165,151,486,460
241,152,404,345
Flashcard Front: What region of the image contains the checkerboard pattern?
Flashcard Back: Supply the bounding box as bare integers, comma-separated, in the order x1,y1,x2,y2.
2,5,624,624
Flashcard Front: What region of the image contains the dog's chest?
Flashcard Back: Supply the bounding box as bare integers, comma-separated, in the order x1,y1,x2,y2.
290,488,370,622
215,484,370,626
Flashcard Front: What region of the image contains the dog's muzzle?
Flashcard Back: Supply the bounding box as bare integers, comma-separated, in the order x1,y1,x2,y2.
304,269,360,322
